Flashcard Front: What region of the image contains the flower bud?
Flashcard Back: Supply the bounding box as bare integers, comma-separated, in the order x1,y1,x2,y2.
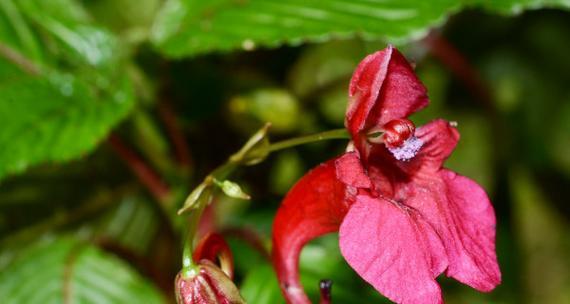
176,233,244,304
214,179,251,200
175,260,245,304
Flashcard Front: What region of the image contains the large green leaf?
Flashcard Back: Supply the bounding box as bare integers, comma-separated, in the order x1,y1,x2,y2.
0,0,134,180
151,0,570,58
0,236,165,303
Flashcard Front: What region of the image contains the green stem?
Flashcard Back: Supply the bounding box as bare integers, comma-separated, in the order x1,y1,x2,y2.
267,129,349,152
179,128,350,269
181,201,206,277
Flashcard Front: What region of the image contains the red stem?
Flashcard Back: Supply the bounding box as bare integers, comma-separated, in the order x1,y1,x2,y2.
158,100,192,170
319,280,333,304
423,32,493,111
108,134,171,203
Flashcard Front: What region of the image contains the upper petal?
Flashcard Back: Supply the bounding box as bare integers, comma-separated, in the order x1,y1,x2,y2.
346,46,429,139
339,195,447,304
272,159,349,304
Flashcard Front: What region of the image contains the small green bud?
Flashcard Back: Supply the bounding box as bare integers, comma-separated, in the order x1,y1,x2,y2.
214,179,251,200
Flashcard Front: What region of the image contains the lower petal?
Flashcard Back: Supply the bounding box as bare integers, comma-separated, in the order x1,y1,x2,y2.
272,159,349,304
339,195,446,304
440,170,501,291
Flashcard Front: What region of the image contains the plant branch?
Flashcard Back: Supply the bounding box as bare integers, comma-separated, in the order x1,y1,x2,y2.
423,32,493,111
268,128,349,152
178,127,350,266
0,42,41,75
108,134,171,205
158,100,192,171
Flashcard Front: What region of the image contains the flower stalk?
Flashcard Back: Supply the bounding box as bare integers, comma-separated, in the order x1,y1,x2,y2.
178,125,350,271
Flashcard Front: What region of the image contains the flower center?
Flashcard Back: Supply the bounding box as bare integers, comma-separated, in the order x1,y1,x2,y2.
366,118,423,161
382,118,416,148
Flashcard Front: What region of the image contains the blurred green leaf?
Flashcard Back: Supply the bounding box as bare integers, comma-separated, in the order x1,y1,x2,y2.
228,88,300,134
151,0,570,58
240,263,285,304
549,98,570,177
0,236,165,303
99,197,160,254
269,151,304,195
0,0,135,180
444,112,494,192
288,40,366,98
510,169,570,304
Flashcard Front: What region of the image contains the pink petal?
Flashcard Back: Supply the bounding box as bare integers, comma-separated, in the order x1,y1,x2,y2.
440,170,501,291
403,170,501,292
339,195,447,304
346,46,429,139
272,159,349,304
335,151,372,189
412,119,459,171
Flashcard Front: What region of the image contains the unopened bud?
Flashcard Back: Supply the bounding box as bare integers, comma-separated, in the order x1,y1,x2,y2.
214,179,251,200
175,260,245,304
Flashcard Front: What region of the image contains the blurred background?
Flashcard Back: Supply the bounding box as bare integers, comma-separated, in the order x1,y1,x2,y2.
1,0,570,303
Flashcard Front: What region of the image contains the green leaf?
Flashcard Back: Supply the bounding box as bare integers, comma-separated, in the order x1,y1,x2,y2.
240,263,285,304
0,0,135,180
151,0,570,58
0,236,165,303
99,196,160,254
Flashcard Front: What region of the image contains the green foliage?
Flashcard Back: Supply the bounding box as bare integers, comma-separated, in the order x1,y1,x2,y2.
0,0,134,180
0,236,164,303
151,0,570,58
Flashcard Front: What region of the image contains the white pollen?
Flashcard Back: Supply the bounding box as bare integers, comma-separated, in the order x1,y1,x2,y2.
388,136,423,161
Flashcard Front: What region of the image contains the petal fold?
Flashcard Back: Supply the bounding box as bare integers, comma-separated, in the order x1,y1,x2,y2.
272,159,349,304
339,195,447,304
335,151,372,189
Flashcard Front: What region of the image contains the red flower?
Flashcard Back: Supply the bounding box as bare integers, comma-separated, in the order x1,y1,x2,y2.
272,46,501,304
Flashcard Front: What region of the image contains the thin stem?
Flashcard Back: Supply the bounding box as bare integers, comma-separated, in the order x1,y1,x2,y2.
268,128,349,152
0,42,41,75
181,200,207,277
423,32,493,111
108,134,171,205
158,99,192,171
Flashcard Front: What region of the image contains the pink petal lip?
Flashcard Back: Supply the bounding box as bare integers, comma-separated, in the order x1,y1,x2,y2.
339,194,446,304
